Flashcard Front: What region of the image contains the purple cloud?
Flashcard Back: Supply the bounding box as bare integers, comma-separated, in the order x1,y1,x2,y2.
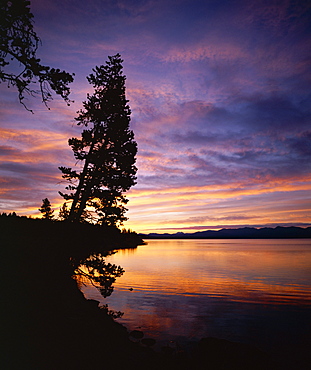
0,0,310,231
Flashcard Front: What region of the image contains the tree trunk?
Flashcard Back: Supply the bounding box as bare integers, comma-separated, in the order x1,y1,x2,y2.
68,126,99,222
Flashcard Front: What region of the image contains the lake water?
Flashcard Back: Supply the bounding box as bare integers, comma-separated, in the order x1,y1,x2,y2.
80,239,311,356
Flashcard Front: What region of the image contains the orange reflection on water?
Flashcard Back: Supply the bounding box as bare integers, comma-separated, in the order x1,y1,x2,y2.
79,239,311,348
82,239,311,306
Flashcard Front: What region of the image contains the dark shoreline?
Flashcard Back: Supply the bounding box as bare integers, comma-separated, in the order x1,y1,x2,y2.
1,217,310,369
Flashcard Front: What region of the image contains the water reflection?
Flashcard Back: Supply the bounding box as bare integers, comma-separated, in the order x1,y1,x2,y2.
74,252,124,298
80,239,311,354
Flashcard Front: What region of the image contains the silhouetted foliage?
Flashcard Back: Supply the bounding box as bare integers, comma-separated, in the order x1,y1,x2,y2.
100,304,124,319
58,202,69,221
74,252,124,298
0,211,17,217
38,197,54,220
0,0,74,111
59,54,137,227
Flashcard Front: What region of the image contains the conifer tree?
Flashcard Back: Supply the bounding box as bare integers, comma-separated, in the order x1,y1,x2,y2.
0,0,74,111
59,54,137,227
58,202,69,221
39,198,54,220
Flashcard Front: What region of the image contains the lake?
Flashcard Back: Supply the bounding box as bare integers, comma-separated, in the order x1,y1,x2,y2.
80,239,311,358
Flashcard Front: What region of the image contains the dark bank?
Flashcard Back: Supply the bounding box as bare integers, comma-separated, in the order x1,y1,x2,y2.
1,216,310,370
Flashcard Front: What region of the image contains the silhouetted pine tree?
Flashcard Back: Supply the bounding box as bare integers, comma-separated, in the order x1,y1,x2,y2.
39,198,54,220
59,54,137,227
58,202,69,221
0,0,73,111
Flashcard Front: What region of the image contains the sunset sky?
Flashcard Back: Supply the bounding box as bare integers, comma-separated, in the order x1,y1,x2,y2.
0,0,310,233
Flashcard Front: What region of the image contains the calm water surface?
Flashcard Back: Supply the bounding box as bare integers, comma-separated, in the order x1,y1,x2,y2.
81,239,311,354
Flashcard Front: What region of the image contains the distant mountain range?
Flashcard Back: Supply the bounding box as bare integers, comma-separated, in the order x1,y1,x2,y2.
140,226,311,239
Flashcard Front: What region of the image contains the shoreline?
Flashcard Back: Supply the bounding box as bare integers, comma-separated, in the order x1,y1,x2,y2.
1,217,309,369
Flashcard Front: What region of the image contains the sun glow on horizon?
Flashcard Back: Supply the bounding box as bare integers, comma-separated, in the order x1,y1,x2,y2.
0,0,310,234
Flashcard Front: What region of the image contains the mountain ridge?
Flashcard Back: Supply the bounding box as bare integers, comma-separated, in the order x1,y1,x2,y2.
140,226,311,239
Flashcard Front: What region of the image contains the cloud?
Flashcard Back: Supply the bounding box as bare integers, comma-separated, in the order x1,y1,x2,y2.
0,145,21,157
286,131,311,157
1,0,310,230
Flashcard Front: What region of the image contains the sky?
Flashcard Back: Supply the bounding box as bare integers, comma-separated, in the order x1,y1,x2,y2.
0,0,310,233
